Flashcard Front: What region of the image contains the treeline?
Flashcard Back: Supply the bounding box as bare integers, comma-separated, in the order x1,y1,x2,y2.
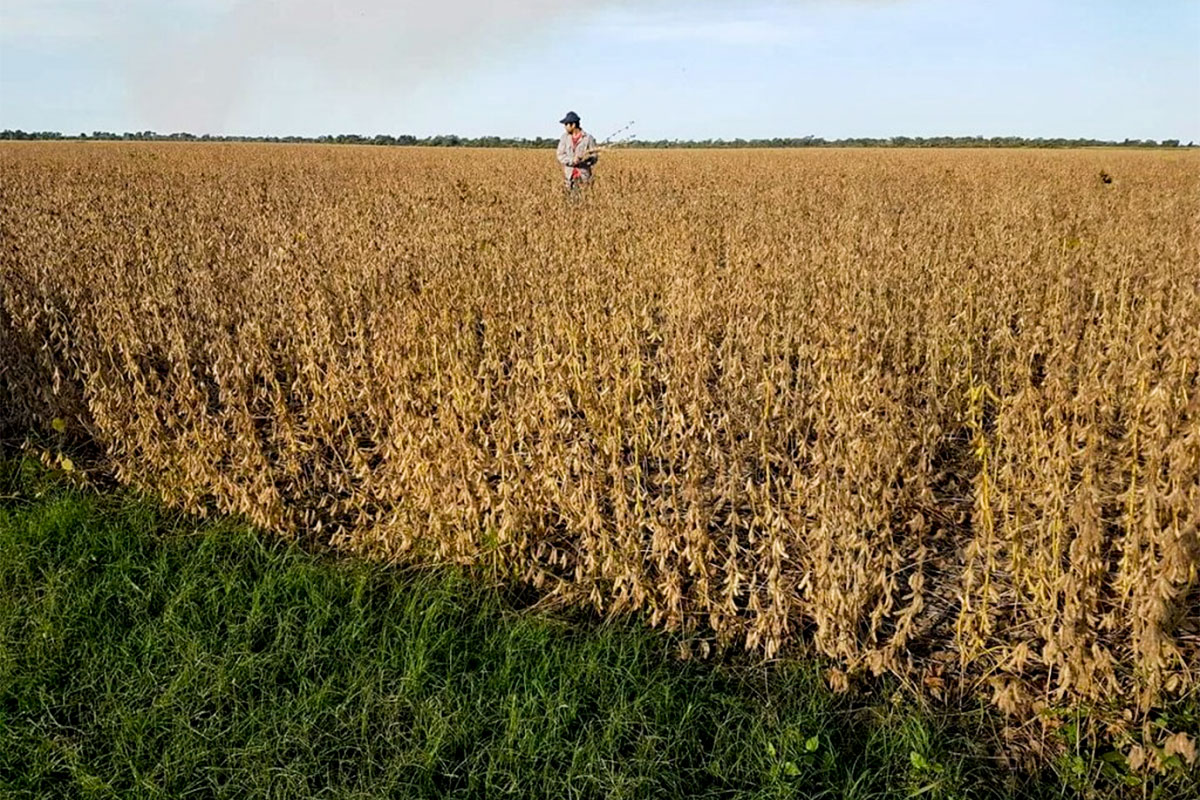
1,129,1193,148
638,135,1194,149
0,131,559,148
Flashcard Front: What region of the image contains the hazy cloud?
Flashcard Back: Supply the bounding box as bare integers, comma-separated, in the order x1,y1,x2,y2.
127,1,580,133
2,1,892,133
1,0,110,41
8,0,651,132
605,16,813,46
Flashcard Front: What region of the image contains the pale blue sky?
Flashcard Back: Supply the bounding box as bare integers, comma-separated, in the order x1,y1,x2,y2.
2,1,1198,141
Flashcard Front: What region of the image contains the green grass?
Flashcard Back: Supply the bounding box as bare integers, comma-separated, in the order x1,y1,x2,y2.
0,456,1191,799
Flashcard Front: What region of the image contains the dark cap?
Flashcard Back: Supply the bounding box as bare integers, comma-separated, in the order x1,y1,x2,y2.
559,111,581,124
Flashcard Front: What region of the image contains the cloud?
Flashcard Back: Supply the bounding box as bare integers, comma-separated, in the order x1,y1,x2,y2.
0,0,109,41
1,1,894,133
125,0,637,133
5,0,628,131
605,16,813,46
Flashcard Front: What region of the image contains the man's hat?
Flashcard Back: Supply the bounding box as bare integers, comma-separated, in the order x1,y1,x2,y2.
559,111,581,124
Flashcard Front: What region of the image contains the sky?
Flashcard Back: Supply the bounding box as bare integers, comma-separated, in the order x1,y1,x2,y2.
1,0,1198,141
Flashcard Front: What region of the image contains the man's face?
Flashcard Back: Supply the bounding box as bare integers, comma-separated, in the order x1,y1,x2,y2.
564,122,577,134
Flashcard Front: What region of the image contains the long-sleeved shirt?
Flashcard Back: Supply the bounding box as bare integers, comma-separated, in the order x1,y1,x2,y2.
556,130,598,185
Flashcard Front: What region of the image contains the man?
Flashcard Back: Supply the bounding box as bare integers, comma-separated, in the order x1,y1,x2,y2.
556,111,598,191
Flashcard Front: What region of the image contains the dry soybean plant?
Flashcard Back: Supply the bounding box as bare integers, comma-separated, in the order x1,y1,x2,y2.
2,142,1197,765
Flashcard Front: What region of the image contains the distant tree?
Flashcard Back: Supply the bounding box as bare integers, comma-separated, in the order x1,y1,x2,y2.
1,128,1189,149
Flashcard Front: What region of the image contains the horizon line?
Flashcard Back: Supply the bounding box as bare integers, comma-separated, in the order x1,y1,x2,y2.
2,129,1196,148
